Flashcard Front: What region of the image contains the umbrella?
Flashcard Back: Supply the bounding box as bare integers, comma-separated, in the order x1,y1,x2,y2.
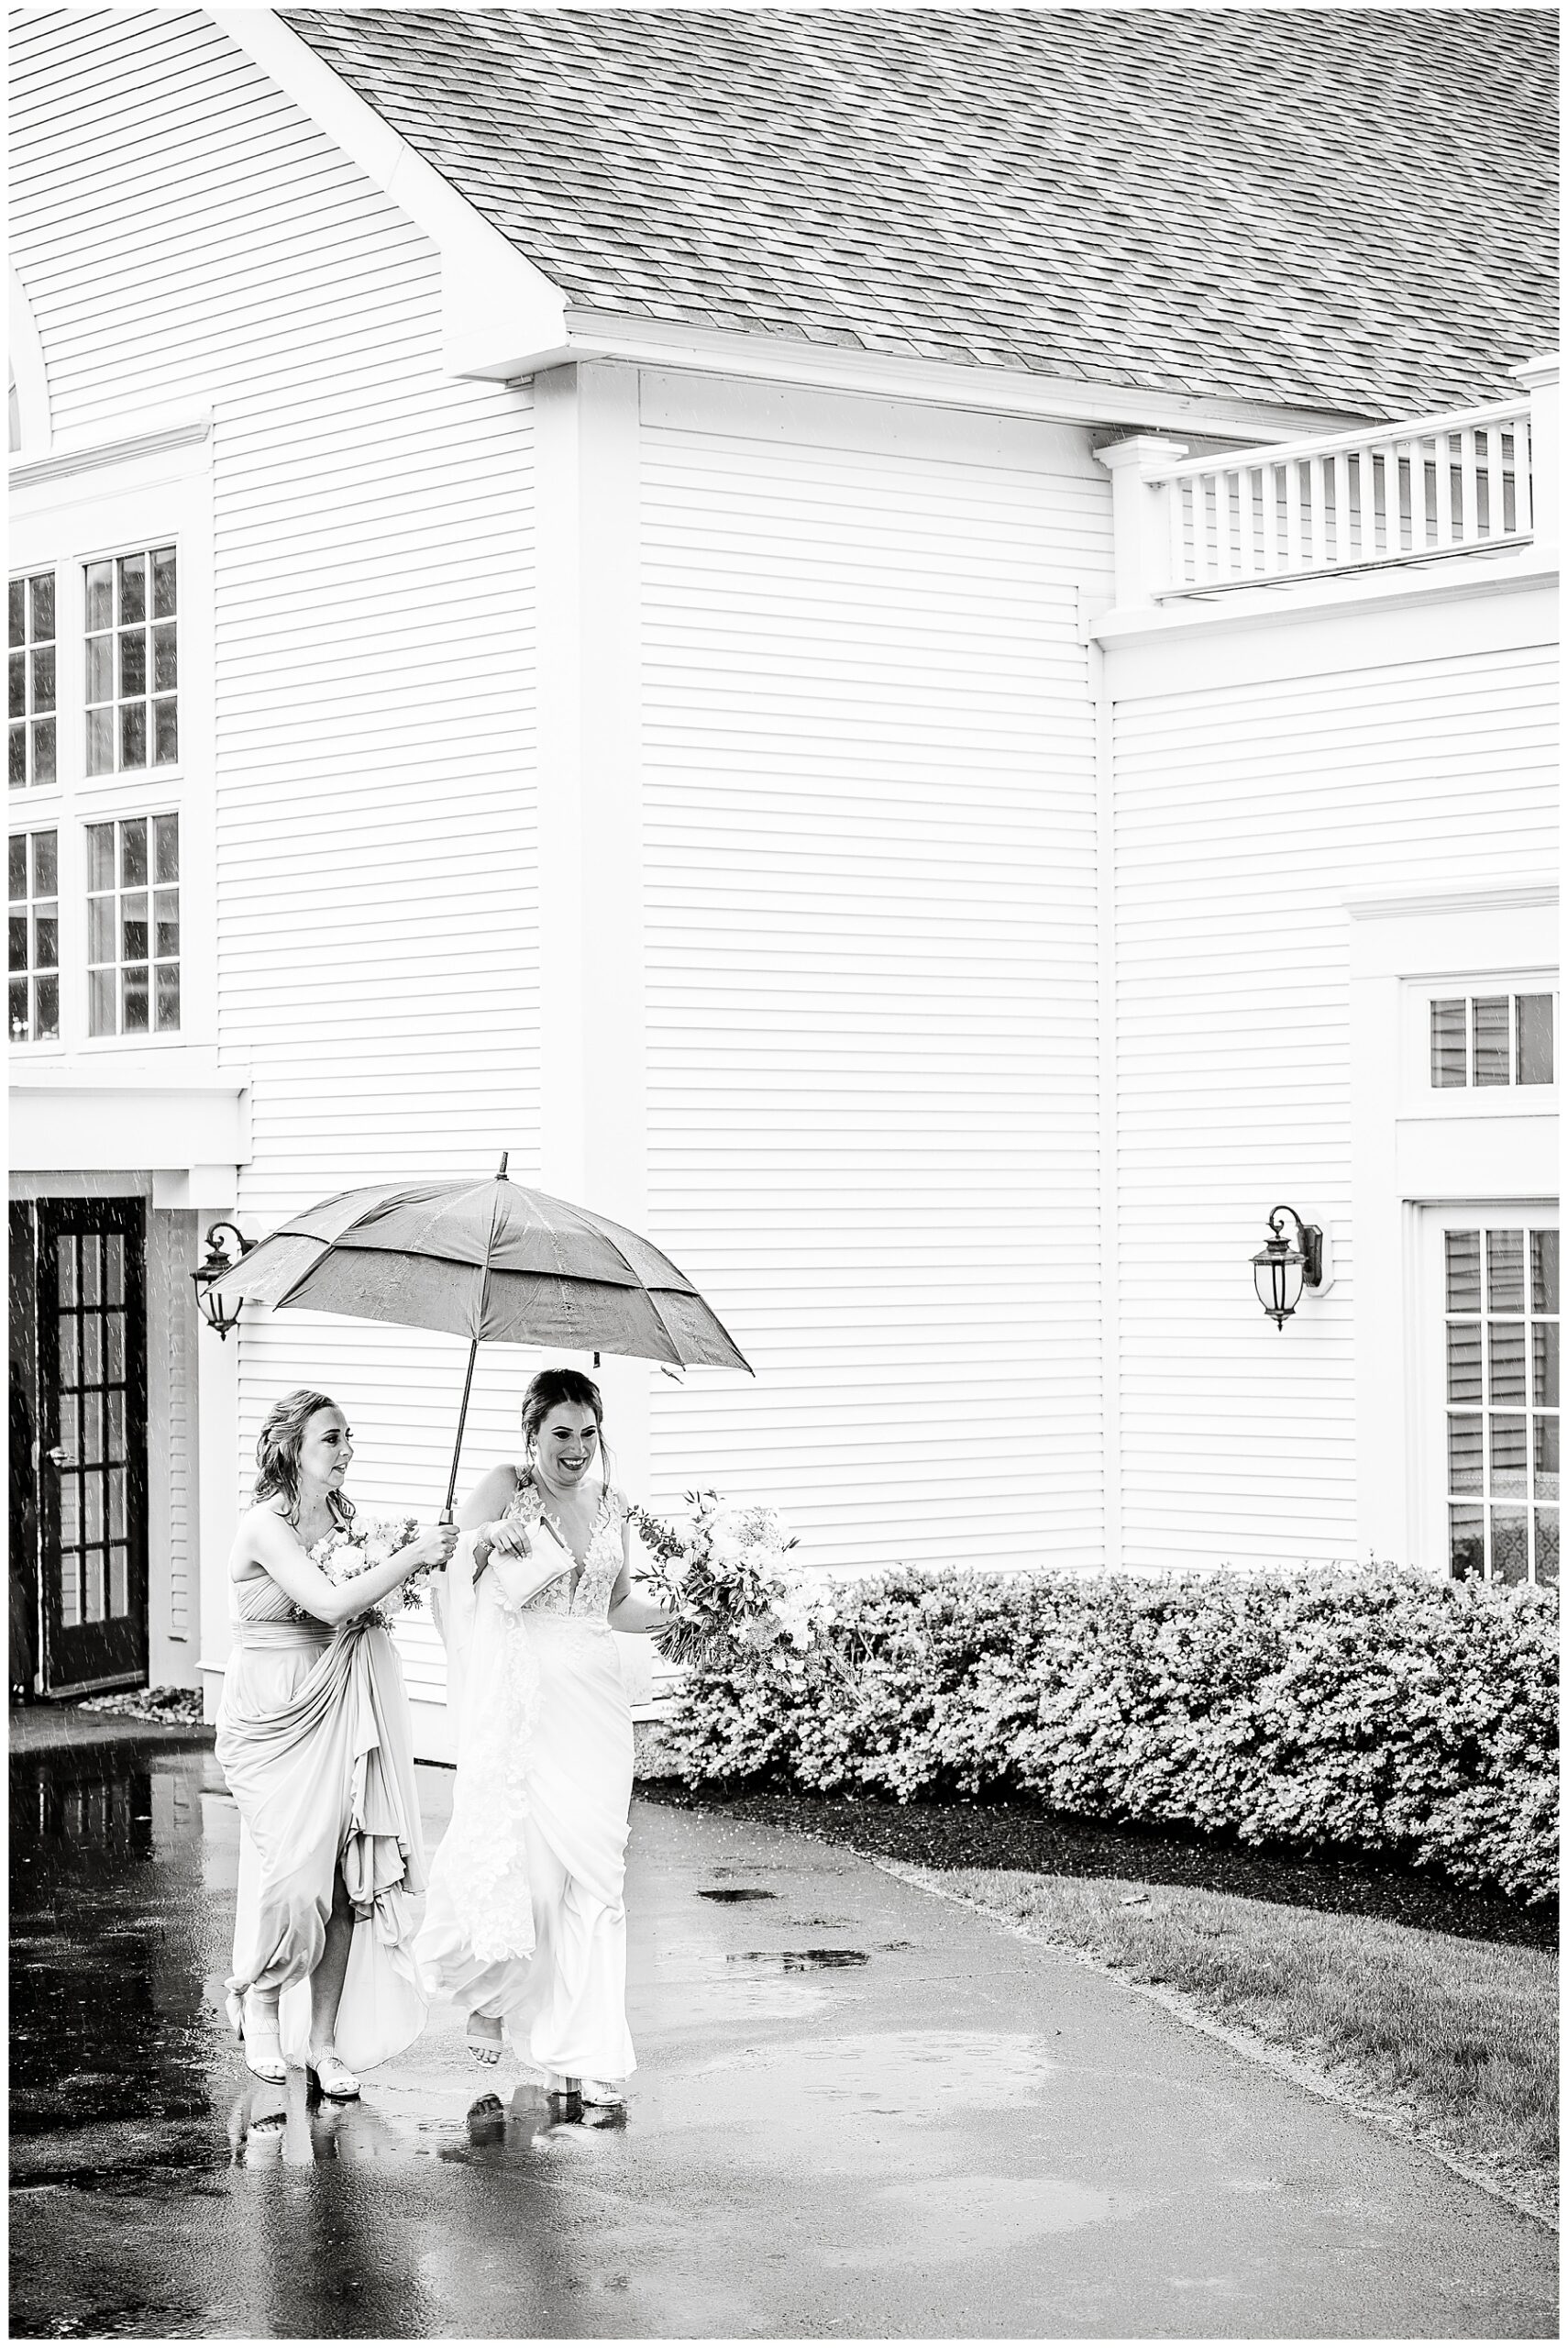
208,1154,751,1517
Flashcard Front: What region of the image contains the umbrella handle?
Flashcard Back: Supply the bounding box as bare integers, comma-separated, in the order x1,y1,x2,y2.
442,1338,481,1525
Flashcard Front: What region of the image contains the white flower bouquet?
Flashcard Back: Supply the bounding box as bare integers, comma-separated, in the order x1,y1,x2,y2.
630,1490,802,1667
306,1514,428,1625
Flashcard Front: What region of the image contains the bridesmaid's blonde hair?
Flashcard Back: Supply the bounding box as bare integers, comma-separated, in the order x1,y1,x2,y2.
253,1389,356,1528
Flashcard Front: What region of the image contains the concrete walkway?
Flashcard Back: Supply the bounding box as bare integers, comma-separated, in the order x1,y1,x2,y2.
9,1743,1557,2339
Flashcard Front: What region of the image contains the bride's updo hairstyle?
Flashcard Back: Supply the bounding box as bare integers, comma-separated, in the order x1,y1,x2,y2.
253,1388,356,1527
520,1368,611,1485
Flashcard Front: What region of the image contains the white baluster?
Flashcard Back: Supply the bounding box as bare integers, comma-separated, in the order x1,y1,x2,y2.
1308,455,1328,566
1331,450,1351,565
1260,461,1279,574
1513,412,1533,535
1484,426,1505,537
1284,458,1303,570
1432,432,1453,546
1458,428,1479,542
1407,442,1429,552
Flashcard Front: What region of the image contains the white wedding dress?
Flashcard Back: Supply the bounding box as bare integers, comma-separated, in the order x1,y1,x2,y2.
414,1474,637,2084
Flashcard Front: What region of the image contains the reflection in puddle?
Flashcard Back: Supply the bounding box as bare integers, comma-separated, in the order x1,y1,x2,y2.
697,1887,778,1902
227,2074,407,2167
727,1948,870,1970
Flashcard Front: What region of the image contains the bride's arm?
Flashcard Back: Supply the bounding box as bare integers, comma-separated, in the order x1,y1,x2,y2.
606,1516,675,1634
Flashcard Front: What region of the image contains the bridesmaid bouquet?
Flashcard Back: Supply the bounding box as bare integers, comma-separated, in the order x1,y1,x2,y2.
630,1491,798,1667
307,1515,429,1622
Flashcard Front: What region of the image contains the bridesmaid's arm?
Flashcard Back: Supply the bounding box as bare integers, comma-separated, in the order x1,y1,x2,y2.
606,1518,675,1634
242,1508,454,1627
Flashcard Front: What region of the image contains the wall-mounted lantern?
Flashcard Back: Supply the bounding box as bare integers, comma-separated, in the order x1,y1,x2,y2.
191,1219,254,1339
1251,1204,1325,1330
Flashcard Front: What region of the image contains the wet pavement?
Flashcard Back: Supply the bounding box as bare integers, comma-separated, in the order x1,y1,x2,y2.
10,1732,1559,2340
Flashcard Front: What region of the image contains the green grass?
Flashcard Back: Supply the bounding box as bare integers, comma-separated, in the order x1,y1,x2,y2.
923,1868,1558,2217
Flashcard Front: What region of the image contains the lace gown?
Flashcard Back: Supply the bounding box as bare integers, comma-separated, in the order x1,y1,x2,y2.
215,1563,428,2075
415,1476,637,2083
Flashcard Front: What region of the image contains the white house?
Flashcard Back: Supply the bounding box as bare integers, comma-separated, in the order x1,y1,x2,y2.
7,8,1558,1761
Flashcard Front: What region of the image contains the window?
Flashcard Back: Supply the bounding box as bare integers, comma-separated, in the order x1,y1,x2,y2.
85,814,179,1036
1444,1224,1558,1585
8,826,59,1041
1430,991,1553,1088
8,572,57,789
85,548,178,777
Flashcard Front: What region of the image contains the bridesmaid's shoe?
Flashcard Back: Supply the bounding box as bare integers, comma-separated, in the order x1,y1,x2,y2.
237,1993,287,2086
305,2046,360,2100
467,2012,504,2066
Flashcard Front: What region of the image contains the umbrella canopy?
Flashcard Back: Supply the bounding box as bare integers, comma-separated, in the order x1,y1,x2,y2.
210,1168,750,1372
208,1162,751,1515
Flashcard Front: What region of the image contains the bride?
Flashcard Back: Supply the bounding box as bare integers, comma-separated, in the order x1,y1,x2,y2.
415,1368,671,2104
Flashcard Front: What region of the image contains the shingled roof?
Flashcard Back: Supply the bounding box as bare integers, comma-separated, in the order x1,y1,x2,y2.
282,7,1558,422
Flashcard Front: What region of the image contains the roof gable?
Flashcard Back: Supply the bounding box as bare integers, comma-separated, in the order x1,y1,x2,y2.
281,7,1559,421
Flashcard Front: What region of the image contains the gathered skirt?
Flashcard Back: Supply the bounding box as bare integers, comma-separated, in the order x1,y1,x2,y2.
215,1616,428,2074
415,1600,636,2083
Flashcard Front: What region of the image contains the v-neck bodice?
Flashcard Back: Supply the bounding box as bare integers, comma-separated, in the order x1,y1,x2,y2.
499,1473,624,1620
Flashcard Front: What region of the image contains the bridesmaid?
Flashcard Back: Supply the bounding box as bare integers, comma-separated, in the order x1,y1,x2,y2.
215,1390,457,2099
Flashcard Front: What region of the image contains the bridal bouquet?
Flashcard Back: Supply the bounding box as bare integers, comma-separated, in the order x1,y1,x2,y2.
630,1491,799,1667
306,1515,429,1623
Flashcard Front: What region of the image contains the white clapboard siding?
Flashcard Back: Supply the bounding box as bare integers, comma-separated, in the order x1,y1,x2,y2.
1112,645,1558,1569
642,409,1113,1572
12,10,541,1727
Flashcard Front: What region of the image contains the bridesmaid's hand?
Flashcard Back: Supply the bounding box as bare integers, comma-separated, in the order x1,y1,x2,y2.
403,1523,459,1573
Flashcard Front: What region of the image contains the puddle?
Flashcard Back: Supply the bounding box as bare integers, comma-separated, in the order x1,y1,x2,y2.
827,2173,1123,2266
696,1888,778,1903
727,1948,870,1971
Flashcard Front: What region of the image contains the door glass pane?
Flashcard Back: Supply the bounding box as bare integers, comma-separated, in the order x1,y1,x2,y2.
82,1315,102,1384
107,1390,126,1463
1447,1414,1482,1492
81,1236,101,1307
57,1237,76,1305
1531,1230,1559,1313
1473,997,1510,1085
105,1312,125,1383
1446,1321,1482,1404
1532,1321,1559,1408
83,1550,105,1623
1430,999,1466,1086
107,1468,127,1539
58,1315,78,1389
1486,1229,1524,1312
1534,1414,1559,1501
1491,1507,1529,1583
105,1235,125,1307
1487,1321,1525,1404
59,1472,79,1550
1517,995,1553,1085
109,1547,129,1618
81,1390,103,1466
1490,1414,1527,1496
1445,1230,1481,1312
1536,1509,1559,1587
1449,1504,1485,1579
84,1479,103,1543
59,1541,80,1628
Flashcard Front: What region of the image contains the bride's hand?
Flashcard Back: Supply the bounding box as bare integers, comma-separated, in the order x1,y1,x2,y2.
403,1523,459,1573
488,1518,534,1561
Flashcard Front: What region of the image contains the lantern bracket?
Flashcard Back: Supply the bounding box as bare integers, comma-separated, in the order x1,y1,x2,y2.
192,1219,255,1340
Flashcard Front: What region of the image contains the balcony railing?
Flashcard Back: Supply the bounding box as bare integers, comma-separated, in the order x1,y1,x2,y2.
1098,356,1556,613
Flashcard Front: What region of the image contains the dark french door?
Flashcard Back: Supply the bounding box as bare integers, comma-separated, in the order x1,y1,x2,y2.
30,1199,149,1694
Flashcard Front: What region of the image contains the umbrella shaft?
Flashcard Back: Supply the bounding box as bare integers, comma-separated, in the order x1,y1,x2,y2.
442,1338,481,1525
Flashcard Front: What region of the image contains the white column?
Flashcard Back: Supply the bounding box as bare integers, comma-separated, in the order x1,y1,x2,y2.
533,360,651,1515
194,1312,240,1722
1512,351,1559,559
1097,436,1187,610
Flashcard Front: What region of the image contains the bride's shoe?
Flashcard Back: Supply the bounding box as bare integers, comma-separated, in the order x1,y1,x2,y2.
467,2011,504,2066
236,1991,287,2086
305,2045,360,2101
580,2078,626,2110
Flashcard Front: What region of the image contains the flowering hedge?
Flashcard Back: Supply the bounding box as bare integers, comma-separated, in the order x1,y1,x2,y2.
657,1564,1559,1907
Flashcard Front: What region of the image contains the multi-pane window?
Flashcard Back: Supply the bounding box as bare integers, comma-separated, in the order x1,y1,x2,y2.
55,1230,135,1631
1430,992,1554,1088
85,548,178,777
1445,1225,1558,1585
85,814,180,1036
8,827,59,1042
9,572,57,788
